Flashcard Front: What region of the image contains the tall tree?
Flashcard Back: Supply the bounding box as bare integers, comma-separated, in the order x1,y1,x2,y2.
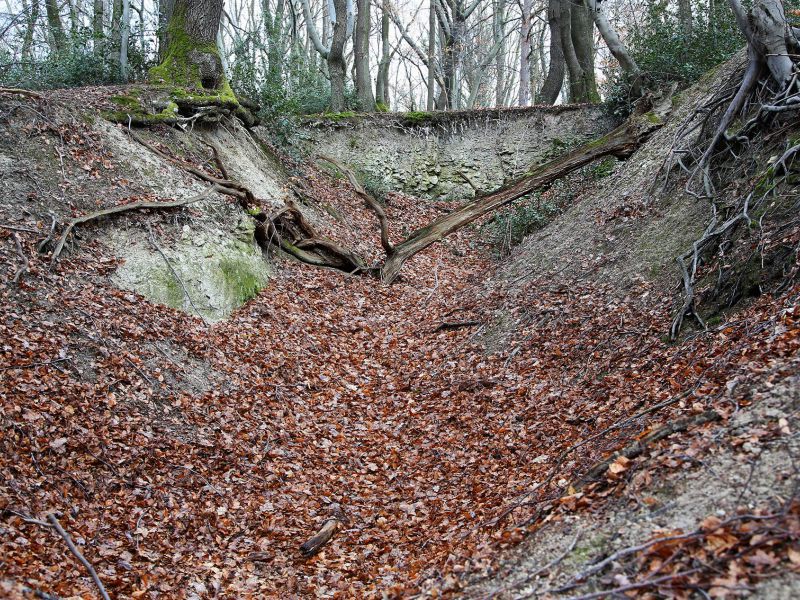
150,0,227,89
328,0,349,110
567,0,598,102
44,0,67,52
21,0,41,60
540,0,565,104
93,0,104,56
376,0,392,108
354,0,375,109
518,0,533,105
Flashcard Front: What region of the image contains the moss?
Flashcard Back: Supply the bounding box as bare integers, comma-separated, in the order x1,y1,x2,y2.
218,257,264,305
110,94,144,109
402,111,433,125
375,102,389,113
102,100,179,126
322,111,359,122
643,111,663,125
591,157,617,178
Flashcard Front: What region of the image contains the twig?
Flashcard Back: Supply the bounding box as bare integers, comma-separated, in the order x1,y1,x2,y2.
46,513,111,600
0,87,43,98
37,212,57,253
0,357,68,371
0,224,37,233
434,320,483,332
11,232,28,284
51,186,222,265
146,225,208,325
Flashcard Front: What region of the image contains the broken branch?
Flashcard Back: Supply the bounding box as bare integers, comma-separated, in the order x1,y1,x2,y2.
46,513,111,600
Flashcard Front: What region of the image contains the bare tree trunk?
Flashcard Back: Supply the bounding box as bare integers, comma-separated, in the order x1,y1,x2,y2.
588,0,641,97
21,0,40,60
678,0,692,36
93,0,104,55
150,0,226,89
541,0,565,104
354,0,375,110
120,0,130,79
494,0,506,107
328,0,348,110
44,0,67,52
569,0,598,102
426,0,436,110
376,0,391,107
518,0,533,105
158,0,175,61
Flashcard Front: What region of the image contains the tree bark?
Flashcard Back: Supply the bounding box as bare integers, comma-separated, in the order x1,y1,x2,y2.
540,0,565,104
120,0,130,79
376,0,391,107
569,0,598,102
678,0,693,36
588,0,641,97
44,0,67,52
328,0,349,110
518,0,533,105
21,0,40,60
150,0,226,90
354,0,375,110
92,0,104,55
426,0,436,110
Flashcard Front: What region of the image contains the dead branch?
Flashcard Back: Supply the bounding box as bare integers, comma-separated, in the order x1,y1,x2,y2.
434,320,483,332
46,513,111,600
299,503,346,558
380,93,673,283
0,224,38,233
317,155,395,254
493,387,697,525
574,409,721,488
11,232,28,284
50,186,222,265
0,87,43,99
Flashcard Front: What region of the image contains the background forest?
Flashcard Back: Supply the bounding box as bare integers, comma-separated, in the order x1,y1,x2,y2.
0,0,757,118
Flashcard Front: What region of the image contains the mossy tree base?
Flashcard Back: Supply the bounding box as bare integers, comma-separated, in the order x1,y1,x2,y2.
102,85,259,128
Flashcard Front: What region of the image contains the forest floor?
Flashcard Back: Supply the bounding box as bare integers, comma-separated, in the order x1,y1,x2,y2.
0,87,799,599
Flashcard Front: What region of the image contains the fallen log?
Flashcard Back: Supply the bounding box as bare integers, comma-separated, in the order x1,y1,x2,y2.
379,92,674,283
573,409,721,489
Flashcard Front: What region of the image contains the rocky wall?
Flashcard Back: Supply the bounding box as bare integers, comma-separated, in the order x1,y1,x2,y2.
294,106,619,200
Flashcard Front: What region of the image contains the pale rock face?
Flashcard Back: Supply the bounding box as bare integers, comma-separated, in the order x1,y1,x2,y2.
295,106,618,200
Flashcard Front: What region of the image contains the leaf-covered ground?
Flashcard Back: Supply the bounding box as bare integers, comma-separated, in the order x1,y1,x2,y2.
1,89,799,599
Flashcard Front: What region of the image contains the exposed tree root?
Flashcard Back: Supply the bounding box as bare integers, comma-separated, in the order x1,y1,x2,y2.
50,186,223,265
666,0,800,339
317,155,395,254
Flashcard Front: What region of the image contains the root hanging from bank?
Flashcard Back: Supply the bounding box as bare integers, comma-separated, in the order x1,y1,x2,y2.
665,0,800,339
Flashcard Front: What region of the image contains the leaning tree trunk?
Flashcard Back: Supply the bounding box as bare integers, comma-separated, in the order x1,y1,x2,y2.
149,0,226,90
587,0,642,97
380,96,673,282
540,0,565,104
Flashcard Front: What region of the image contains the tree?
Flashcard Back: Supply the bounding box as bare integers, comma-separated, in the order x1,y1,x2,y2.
354,0,375,109
150,0,227,90
518,0,532,106
540,0,565,104
44,0,67,53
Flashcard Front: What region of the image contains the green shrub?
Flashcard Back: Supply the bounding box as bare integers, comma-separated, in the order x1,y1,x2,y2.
605,3,743,115
484,194,560,255
0,29,155,90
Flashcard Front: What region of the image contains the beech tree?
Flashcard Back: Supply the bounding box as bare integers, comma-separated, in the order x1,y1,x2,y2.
150,0,226,89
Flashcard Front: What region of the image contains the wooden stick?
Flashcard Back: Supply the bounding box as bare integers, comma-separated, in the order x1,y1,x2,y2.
0,87,43,99
51,185,222,265
299,518,340,558
11,232,29,284
46,513,111,600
